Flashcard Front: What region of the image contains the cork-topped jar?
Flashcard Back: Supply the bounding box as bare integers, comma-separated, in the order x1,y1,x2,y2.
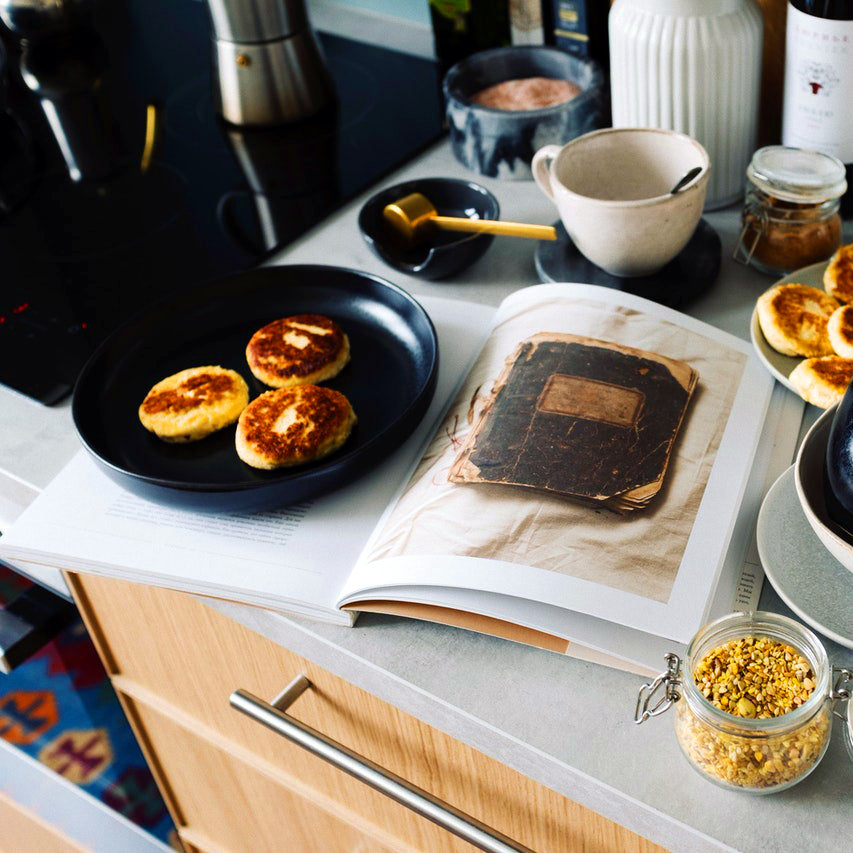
735,146,846,276
635,611,851,794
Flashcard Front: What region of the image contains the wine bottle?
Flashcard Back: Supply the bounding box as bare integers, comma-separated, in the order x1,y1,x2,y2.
541,0,609,76
541,1,609,125
782,0,853,217
428,1,511,74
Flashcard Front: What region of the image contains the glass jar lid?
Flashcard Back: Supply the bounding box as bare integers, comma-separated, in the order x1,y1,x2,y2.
747,146,847,203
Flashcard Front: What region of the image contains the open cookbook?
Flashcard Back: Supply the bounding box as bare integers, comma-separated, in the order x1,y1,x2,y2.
0,284,804,676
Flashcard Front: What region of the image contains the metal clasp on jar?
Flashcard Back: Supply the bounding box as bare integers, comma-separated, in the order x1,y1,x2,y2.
732,202,769,267
635,652,682,724
830,667,852,721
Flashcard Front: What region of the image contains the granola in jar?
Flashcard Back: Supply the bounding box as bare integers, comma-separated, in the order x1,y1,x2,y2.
635,612,850,794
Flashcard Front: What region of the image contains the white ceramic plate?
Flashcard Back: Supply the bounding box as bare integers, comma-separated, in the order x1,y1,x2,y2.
749,260,831,395
756,465,853,649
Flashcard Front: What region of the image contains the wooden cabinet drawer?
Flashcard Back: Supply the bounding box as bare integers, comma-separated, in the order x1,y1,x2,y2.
70,573,661,853
71,576,478,852
0,790,87,853
127,698,399,853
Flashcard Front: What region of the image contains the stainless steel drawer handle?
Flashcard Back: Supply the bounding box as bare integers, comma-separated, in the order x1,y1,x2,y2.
230,675,533,853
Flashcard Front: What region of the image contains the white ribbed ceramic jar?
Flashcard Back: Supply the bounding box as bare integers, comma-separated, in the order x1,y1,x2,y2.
609,0,763,209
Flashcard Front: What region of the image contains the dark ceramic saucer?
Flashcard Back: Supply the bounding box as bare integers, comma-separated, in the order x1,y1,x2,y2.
359,177,500,280
534,219,721,309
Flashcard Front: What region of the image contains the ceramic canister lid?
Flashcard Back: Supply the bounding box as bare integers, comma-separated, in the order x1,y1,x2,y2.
747,146,847,203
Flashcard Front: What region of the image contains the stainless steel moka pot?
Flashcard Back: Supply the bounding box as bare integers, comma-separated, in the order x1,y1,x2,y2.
207,0,334,126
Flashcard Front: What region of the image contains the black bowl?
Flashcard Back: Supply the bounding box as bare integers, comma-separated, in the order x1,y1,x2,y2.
443,46,605,180
358,177,499,280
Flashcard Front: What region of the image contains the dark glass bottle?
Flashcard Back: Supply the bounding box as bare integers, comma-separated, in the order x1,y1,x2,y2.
824,379,853,538
428,1,511,74
541,0,609,76
782,0,853,217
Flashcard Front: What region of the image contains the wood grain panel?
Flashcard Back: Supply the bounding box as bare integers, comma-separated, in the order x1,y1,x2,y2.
0,789,89,853
69,572,667,853
126,699,399,853
68,575,479,853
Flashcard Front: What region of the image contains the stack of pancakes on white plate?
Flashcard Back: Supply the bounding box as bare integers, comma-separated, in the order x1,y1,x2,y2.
757,244,853,408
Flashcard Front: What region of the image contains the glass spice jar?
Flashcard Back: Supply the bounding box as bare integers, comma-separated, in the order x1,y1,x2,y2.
635,611,852,794
734,146,847,276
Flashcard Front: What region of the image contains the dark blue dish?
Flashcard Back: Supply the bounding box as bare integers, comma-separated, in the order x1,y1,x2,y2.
825,384,853,541
443,46,605,180
358,177,500,280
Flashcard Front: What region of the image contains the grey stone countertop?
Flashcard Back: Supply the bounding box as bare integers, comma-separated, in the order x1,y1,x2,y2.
209,140,853,853
2,137,852,852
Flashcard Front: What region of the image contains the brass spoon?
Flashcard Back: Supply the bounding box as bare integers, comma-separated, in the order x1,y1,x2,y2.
383,192,557,243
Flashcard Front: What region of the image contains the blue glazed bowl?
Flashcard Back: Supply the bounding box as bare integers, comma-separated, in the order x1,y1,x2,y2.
444,46,604,180
358,177,500,280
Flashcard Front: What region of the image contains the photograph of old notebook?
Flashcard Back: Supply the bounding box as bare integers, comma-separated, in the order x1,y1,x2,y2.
449,334,699,511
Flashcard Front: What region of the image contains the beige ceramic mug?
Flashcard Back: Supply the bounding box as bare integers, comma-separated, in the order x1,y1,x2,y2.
532,128,710,277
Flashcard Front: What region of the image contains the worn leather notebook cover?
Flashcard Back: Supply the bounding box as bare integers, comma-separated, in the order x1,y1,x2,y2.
449,333,699,511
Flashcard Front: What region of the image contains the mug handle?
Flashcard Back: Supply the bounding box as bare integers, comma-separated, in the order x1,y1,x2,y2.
532,145,562,202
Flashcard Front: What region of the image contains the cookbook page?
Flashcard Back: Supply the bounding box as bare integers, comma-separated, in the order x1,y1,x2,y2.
0,295,494,621
339,283,774,644
345,381,803,672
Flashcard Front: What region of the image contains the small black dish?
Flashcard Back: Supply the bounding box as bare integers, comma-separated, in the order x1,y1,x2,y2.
71,265,438,513
534,219,721,309
358,177,499,280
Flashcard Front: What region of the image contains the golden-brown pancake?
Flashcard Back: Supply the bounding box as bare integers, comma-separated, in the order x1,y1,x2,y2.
824,243,853,303
235,385,356,469
789,355,853,409
756,283,838,357
828,304,853,358
139,366,249,442
246,314,350,388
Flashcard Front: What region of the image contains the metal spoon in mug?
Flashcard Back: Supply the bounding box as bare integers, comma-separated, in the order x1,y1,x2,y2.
383,192,557,244
670,166,703,194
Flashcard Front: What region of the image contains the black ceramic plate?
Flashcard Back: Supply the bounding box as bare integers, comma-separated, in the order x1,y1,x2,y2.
72,265,438,511
535,219,721,309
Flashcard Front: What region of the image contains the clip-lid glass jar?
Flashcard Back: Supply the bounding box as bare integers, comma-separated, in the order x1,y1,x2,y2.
635,611,851,794
734,146,847,276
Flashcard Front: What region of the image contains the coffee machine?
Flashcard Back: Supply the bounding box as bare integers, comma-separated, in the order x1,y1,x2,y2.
206,0,334,125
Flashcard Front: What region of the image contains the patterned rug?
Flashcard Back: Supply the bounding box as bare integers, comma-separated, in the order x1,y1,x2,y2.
0,565,178,848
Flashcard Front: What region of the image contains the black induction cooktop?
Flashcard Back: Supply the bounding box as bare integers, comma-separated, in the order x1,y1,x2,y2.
0,0,444,404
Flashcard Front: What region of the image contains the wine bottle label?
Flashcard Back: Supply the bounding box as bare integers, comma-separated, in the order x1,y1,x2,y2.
782,4,853,163
551,1,591,57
